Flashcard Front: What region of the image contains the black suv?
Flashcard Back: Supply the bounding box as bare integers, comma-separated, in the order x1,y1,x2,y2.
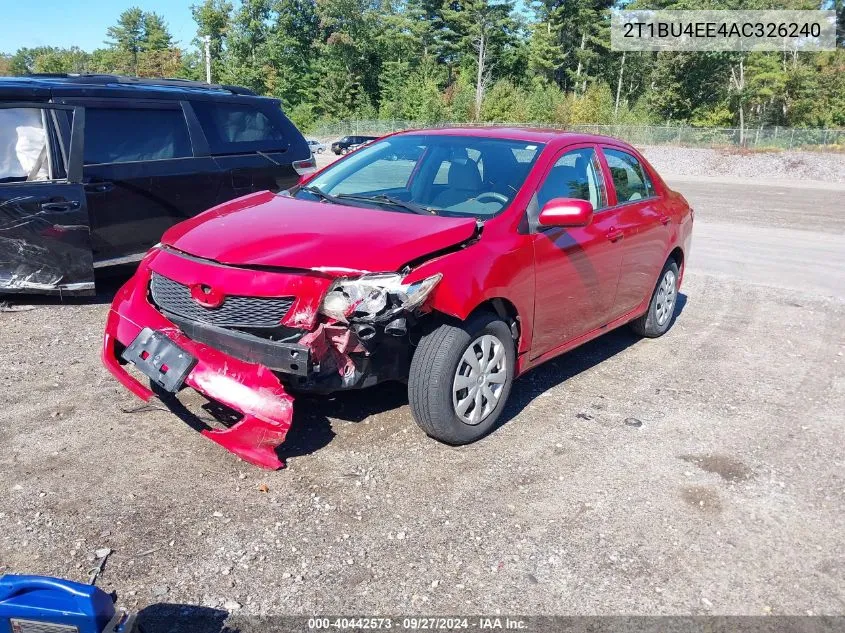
0,74,312,295
331,135,378,155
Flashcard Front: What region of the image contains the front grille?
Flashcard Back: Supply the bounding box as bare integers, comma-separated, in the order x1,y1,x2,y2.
150,273,294,328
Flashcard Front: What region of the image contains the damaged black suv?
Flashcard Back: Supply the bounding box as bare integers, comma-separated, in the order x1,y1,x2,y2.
0,74,312,295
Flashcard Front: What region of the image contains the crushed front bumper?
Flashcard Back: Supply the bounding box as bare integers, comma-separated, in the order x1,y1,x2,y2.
99,249,332,470
103,306,294,470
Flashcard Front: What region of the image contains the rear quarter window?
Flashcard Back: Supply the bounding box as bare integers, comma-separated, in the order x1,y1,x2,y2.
191,100,288,154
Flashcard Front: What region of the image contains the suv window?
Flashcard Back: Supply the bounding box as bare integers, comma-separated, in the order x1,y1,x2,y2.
191,101,286,154
537,148,607,211
83,107,192,165
603,148,653,203
0,107,51,182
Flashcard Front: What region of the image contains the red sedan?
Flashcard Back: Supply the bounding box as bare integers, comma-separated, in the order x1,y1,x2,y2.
102,128,693,469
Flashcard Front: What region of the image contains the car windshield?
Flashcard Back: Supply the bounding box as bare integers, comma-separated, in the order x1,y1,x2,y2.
297,134,544,218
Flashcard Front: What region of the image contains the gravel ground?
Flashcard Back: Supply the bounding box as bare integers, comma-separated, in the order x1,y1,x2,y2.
314,140,845,183
1,152,844,628
640,146,845,184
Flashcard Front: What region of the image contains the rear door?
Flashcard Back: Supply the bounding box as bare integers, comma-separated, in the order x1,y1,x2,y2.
187,98,305,202
0,103,94,294
529,145,624,356
54,98,222,264
599,146,672,315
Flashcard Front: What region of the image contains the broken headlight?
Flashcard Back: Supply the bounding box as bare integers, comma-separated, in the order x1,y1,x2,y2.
319,273,442,323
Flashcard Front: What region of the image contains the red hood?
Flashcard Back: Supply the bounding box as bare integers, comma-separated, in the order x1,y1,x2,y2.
161,191,479,272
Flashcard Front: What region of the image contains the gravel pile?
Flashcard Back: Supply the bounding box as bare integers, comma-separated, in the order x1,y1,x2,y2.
640,146,845,183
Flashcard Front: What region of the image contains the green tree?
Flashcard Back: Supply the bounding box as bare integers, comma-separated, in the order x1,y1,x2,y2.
263,0,320,106
105,8,179,77
141,13,175,51
191,0,234,82
480,79,525,121
106,7,145,74
441,0,517,119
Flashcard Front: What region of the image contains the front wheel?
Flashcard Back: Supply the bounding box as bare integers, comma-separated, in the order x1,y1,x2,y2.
630,260,680,338
409,312,515,445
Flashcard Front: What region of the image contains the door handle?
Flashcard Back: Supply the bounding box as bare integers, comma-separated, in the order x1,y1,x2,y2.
659,215,671,226
607,230,624,243
84,182,113,193
41,200,80,212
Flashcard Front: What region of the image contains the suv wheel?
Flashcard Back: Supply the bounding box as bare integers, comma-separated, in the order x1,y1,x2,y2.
409,312,515,445
630,260,680,338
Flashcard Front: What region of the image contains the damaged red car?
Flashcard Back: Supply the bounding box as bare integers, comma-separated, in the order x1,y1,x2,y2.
102,128,693,469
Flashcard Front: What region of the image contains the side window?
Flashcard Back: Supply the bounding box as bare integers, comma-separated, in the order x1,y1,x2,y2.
0,108,52,182
191,101,286,154
84,107,192,165
603,148,654,203
536,148,607,211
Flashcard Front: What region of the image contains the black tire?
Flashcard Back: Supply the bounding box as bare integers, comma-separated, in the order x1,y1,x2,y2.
630,260,680,338
409,312,515,445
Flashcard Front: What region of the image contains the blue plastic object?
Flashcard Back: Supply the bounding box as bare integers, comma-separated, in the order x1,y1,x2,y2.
0,575,120,633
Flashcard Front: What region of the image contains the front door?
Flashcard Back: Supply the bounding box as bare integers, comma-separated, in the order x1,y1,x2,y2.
0,103,93,294
529,145,624,357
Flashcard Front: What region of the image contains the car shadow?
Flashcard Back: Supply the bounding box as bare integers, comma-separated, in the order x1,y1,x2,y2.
137,603,344,633
498,292,688,426
275,381,408,463
111,293,687,467
137,603,230,633
279,293,688,456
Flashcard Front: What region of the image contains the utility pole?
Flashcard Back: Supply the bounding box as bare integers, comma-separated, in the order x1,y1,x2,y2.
203,35,212,84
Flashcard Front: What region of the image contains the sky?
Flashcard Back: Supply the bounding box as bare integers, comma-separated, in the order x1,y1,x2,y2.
2,0,199,54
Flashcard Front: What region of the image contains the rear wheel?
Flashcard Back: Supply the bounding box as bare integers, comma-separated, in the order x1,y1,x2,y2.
630,260,679,338
409,312,515,445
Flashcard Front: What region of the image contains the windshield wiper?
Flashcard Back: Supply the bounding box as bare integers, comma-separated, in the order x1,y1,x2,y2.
256,150,281,166
336,194,435,215
300,185,341,204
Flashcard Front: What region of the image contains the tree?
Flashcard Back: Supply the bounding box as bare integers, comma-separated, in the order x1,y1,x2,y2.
106,8,145,74
7,47,91,74
481,79,525,122
105,7,179,76
191,0,234,82
142,13,175,51
263,0,320,106
379,60,412,119
441,0,517,120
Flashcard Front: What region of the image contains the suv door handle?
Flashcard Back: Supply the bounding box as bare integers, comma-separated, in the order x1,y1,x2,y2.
41,200,80,212
659,215,671,226
84,182,113,193
607,230,624,242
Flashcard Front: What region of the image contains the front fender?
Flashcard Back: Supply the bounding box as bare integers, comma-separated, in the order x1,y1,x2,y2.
407,238,535,355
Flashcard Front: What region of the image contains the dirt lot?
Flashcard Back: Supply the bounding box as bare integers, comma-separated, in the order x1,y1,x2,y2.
1,167,844,627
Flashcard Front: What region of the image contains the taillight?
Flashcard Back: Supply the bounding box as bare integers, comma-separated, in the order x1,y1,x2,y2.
293,154,317,176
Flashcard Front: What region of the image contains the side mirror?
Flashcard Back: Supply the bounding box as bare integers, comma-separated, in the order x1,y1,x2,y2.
537,198,593,228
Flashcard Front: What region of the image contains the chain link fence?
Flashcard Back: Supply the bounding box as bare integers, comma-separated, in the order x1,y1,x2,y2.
310,120,845,150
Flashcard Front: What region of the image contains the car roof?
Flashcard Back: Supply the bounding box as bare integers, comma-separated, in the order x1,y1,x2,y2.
0,74,269,102
395,126,635,149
